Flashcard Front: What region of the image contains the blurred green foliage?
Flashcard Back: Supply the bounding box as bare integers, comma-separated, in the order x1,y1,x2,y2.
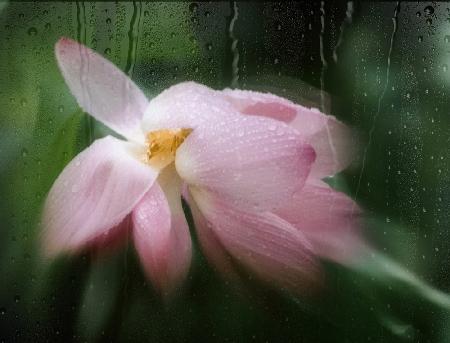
0,2,449,342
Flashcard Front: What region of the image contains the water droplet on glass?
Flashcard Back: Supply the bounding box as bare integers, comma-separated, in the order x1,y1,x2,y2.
424,6,434,16
58,105,64,112
416,11,421,17
45,23,51,30
426,18,432,26
71,184,80,193
206,42,212,51
275,21,282,31
189,3,198,13
27,27,37,36
418,35,423,42
21,148,28,158
443,64,448,72
106,18,111,24
104,48,111,55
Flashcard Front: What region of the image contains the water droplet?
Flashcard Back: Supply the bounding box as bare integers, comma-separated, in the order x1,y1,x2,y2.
205,11,210,18
418,35,423,42
21,148,28,157
445,35,450,43
104,48,111,55
416,11,421,17
27,27,37,36
71,184,80,193
0,307,5,315
424,5,434,16
45,22,51,30
20,98,27,106
144,10,149,17
106,18,111,24
14,295,20,303
58,105,64,112
206,42,212,51
443,64,448,72
426,18,432,26
189,3,198,13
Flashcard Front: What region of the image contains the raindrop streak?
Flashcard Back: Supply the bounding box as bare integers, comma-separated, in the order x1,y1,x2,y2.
319,1,328,111
333,1,354,63
124,0,142,78
319,1,339,178
354,2,400,209
76,0,94,144
228,1,240,88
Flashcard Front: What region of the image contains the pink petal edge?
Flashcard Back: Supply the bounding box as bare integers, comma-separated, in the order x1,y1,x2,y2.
221,88,357,179
55,37,148,142
42,136,157,256
191,189,320,294
132,165,192,296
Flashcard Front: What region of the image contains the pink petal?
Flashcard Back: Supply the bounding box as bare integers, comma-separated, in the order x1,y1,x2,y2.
88,215,132,255
221,89,356,179
191,189,320,293
141,82,238,132
222,88,298,122
176,115,316,211
55,38,148,142
132,166,191,296
42,136,157,256
189,196,240,282
291,110,356,180
275,182,364,263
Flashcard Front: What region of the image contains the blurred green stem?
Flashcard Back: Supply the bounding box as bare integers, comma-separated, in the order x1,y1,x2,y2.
353,250,450,310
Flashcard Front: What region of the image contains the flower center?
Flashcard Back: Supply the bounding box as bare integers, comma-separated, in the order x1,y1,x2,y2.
145,128,192,169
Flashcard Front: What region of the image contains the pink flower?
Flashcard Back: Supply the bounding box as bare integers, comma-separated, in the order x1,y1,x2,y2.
42,37,362,296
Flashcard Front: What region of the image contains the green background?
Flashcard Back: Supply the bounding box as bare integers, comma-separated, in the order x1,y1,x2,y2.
0,2,449,342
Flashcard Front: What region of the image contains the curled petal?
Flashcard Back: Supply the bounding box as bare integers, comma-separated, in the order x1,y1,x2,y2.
176,115,315,211
222,89,356,179
222,88,298,122
132,165,191,296
55,37,148,142
275,182,364,263
42,136,157,256
191,189,320,294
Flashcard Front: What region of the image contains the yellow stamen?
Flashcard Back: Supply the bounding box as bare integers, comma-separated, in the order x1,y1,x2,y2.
146,128,192,169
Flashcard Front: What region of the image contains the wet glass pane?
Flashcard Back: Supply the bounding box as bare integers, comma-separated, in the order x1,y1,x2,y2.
0,2,449,342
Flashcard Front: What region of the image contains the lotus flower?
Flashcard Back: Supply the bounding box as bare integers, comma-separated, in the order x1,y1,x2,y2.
42,37,362,296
